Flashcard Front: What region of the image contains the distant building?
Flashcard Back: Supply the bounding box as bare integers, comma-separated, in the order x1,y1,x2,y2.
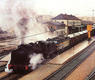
52,14,81,27
52,14,82,34
81,20,94,25
79,16,95,23
46,22,65,30
36,15,53,23
46,22,66,37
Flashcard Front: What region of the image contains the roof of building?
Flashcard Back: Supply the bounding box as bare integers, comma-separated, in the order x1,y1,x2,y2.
52,14,80,20
81,20,94,25
46,22,65,27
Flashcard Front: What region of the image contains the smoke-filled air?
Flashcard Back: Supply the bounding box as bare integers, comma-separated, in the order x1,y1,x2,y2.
0,0,57,44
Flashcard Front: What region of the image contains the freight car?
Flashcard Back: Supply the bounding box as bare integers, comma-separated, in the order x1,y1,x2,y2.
5,28,95,73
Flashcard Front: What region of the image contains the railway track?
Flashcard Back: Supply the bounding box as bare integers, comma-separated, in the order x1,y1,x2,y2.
0,39,18,60
44,41,95,80
0,65,6,72
86,68,95,80
0,72,27,80
0,50,12,73
0,67,29,80
0,62,29,80
0,45,17,60
0,50,11,60
0,43,17,78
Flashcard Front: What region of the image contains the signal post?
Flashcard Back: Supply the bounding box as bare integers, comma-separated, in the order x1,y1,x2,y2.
87,25,92,41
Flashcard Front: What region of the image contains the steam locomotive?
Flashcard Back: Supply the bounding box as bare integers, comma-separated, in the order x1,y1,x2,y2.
5,28,95,73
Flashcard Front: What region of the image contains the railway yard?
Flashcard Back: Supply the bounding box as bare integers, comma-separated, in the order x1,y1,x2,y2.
0,37,95,80
0,23,95,80
0,6,95,80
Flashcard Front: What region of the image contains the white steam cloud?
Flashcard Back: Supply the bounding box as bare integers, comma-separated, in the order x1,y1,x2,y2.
0,0,57,44
29,53,44,70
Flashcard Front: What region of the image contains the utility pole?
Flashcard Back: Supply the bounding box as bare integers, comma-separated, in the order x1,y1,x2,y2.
92,9,95,23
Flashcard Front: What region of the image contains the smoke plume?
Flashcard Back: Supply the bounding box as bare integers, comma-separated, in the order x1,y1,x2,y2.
0,0,56,44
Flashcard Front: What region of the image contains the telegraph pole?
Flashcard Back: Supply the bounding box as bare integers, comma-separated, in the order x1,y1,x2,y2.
92,9,95,23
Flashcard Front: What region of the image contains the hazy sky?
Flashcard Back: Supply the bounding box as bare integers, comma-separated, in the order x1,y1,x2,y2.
33,0,95,16
0,0,95,16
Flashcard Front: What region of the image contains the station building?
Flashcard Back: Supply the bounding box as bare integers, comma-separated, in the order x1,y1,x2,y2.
52,14,82,34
